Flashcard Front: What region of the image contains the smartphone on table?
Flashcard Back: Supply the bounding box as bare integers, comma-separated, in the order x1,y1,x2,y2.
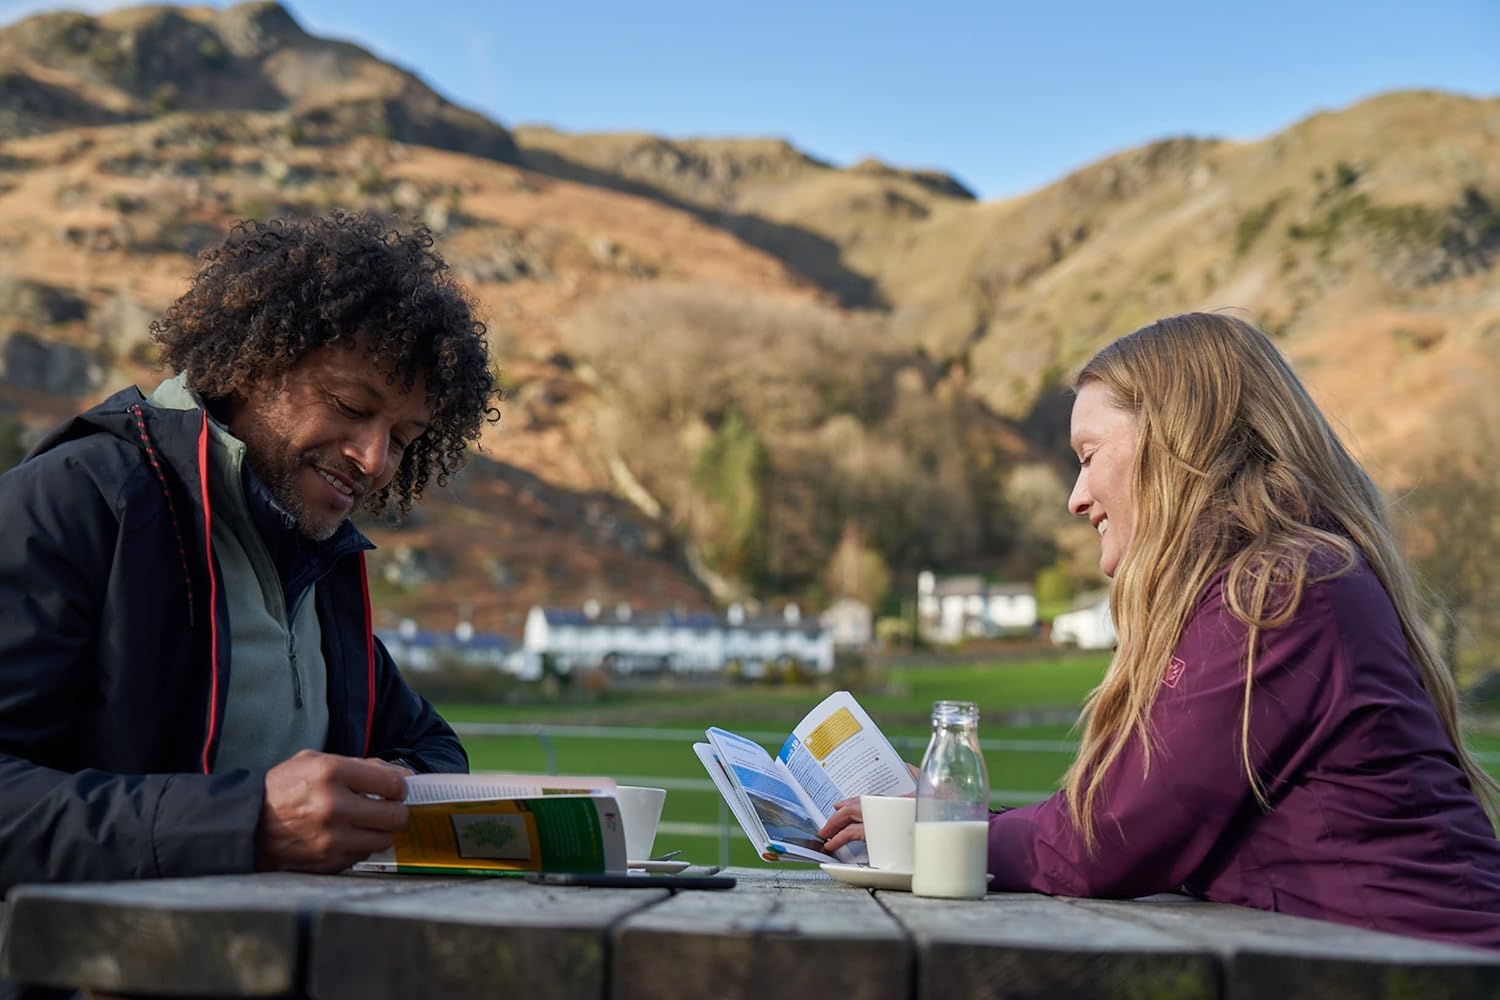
524,872,737,890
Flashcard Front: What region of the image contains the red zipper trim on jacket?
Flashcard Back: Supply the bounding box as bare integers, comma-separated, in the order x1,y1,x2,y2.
197,412,221,774
358,550,376,757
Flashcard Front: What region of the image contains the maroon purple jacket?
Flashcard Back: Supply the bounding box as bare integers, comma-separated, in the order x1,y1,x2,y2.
988,555,1500,950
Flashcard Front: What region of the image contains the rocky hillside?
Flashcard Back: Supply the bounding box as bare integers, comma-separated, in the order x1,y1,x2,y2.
0,3,1048,638
519,93,1500,474
0,1,1496,648
513,127,977,307
0,1,517,159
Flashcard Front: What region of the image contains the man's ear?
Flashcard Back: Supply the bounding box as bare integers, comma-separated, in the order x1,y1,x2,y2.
215,385,254,436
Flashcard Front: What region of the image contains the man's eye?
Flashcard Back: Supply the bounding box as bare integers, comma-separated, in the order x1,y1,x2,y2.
332,397,361,417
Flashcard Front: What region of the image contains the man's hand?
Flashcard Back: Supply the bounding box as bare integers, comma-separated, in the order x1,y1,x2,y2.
256,750,411,873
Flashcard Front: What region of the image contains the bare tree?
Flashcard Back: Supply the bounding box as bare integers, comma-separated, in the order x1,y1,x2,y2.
1400,398,1500,679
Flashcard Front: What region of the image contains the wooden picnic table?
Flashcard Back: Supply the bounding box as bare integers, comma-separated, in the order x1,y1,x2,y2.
3,866,1498,999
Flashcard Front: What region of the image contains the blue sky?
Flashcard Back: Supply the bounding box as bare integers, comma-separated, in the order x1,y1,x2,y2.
1,0,1496,199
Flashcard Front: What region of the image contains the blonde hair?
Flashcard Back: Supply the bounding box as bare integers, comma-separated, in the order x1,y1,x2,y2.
1063,312,1498,850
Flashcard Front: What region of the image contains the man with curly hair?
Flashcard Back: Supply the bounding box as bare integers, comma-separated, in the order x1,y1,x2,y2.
0,213,499,892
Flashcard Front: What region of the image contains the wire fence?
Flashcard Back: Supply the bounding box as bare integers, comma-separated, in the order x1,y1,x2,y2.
452,721,1500,866
452,722,1078,866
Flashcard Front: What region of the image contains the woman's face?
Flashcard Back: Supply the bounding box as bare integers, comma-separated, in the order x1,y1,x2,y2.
1068,382,1140,577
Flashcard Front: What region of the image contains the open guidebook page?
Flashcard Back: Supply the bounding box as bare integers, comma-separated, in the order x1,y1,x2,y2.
694,690,915,863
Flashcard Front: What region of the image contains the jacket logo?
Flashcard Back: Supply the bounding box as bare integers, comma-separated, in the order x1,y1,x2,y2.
1163,657,1186,689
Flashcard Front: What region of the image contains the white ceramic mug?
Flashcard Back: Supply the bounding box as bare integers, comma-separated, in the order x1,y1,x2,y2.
860,794,916,871
614,785,667,861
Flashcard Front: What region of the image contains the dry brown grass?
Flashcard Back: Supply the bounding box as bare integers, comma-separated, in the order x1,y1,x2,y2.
0,6,1495,633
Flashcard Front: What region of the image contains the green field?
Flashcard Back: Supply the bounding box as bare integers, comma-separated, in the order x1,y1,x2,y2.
434,653,1500,868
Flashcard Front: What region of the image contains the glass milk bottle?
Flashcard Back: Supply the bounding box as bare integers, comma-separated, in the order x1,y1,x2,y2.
911,700,990,899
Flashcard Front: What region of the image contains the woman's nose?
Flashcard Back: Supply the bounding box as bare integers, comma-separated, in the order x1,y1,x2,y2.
1068,472,1091,518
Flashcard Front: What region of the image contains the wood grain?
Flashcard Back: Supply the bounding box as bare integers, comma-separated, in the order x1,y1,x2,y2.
3,873,420,996
883,891,1218,1000
613,867,910,1000
312,878,668,1000
1073,895,1500,1000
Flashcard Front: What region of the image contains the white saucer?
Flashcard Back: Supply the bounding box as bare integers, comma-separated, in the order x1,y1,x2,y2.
627,859,692,874
820,862,912,891
820,864,996,892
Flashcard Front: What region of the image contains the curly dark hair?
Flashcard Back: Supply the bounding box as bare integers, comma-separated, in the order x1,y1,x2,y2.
151,212,500,518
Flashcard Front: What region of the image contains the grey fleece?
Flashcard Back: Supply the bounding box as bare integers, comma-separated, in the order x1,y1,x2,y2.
147,374,330,771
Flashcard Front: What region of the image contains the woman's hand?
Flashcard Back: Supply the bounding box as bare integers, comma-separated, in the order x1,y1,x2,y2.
820,763,919,853
819,797,865,853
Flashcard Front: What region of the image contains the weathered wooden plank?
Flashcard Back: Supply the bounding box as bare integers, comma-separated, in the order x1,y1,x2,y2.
311,878,669,1000
881,891,1221,1000
612,866,910,1000
728,865,857,891
1073,896,1500,1000
2,873,433,997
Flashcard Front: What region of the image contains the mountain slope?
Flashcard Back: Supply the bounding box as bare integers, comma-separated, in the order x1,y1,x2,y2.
0,1,518,161
0,0,1495,638
523,92,1500,478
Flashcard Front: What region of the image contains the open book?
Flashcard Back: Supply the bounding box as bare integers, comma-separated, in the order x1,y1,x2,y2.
352,772,628,876
694,690,915,864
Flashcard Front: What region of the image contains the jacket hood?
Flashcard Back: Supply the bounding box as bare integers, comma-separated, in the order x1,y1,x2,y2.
26,383,208,486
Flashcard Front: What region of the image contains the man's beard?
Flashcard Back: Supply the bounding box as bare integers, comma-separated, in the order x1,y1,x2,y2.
246,446,360,542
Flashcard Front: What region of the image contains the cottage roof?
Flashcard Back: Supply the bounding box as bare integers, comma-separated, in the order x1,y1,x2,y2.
376,629,511,651
540,608,717,629
536,607,825,637
928,576,1034,598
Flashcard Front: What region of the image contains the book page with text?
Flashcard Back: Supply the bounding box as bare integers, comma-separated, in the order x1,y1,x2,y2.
777,691,915,821
404,772,617,805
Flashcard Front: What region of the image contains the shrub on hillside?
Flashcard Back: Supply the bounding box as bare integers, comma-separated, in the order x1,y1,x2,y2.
565,283,1038,596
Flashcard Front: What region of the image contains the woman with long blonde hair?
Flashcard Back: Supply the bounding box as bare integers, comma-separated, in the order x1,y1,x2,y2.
980,312,1500,947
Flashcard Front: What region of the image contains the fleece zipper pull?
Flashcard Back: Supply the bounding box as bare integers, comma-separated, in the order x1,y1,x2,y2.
289,634,304,708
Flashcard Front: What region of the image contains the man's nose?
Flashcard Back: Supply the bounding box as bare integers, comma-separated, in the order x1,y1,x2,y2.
346,427,390,482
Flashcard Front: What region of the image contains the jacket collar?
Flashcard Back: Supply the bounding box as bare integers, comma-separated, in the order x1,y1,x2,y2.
145,373,373,590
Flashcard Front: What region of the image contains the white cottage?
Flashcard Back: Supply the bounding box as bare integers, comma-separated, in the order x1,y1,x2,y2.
819,597,873,649
1050,592,1116,650
916,571,1038,643
377,620,513,672
521,602,835,676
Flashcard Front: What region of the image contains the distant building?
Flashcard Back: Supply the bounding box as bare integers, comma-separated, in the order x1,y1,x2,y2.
819,597,873,649
521,602,835,677
378,619,512,672
1050,592,1116,650
917,571,1037,643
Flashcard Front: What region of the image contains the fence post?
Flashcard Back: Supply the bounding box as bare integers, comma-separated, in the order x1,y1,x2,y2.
533,727,559,773
718,797,730,867
895,735,919,767
451,721,1080,865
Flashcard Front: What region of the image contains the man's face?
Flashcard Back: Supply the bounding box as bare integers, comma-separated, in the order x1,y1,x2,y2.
226,342,431,541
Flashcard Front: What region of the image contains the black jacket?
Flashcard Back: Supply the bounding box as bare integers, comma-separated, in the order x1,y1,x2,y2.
0,386,466,893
